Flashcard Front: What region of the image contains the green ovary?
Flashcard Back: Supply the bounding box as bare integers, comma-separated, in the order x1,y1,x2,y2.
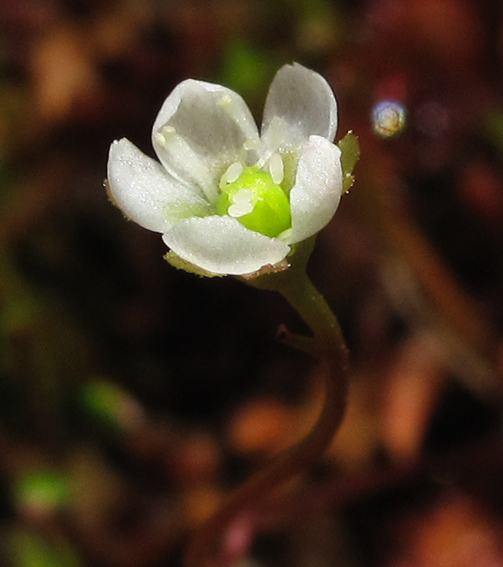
217,167,291,238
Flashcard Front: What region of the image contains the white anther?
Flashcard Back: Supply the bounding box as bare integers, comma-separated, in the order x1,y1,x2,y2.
225,162,243,183
243,139,261,151
228,189,254,217
241,138,261,166
232,189,253,204
220,162,243,190
268,153,284,185
218,93,233,107
153,125,176,147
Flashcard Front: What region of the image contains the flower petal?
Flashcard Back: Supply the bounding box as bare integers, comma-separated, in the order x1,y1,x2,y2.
162,216,290,275
261,63,338,152
107,138,212,233
152,80,259,203
288,136,343,244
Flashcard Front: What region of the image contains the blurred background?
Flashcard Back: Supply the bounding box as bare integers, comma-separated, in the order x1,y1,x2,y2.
2,0,503,565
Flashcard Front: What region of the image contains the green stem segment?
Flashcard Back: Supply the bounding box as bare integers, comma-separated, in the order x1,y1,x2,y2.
184,239,348,567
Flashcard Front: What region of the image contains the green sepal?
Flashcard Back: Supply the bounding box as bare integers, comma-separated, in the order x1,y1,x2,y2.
164,251,225,278
242,237,315,291
338,131,360,192
238,257,290,281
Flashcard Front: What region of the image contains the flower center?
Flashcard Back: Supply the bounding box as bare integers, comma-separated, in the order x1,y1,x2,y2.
217,165,291,238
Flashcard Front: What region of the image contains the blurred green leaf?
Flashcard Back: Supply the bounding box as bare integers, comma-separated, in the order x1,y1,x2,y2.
81,379,143,431
220,38,274,101
11,530,81,567
14,470,68,515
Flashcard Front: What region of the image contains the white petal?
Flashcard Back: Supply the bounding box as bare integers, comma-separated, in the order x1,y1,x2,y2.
107,138,212,233
261,63,338,152
152,80,259,203
288,136,343,244
162,216,290,275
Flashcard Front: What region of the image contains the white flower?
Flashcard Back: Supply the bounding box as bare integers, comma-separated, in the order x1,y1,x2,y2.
107,63,343,276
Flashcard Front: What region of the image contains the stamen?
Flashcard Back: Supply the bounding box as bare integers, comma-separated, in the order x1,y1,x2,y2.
240,138,261,166
225,162,243,184
233,189,254,204
243,139,261,151
220,162,243,190
264,116,288,151
216,93,259,141
255,149,273,170
153,125,176,147
218,93,233,107
153,125,218,203
268,153,284,185
228,189,254,218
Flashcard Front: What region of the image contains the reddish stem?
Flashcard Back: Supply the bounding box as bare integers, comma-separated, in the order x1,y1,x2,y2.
185,257,348,567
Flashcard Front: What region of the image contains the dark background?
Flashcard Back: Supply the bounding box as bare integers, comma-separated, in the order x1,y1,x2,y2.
1,0,503,565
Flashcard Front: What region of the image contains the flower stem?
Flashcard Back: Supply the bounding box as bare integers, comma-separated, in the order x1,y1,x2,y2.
184,240,348,567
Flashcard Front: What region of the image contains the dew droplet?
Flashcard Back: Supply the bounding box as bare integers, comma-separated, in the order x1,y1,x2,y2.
372,101,406,138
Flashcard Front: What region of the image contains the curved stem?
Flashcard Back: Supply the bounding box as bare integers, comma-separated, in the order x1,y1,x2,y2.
184,243,348,567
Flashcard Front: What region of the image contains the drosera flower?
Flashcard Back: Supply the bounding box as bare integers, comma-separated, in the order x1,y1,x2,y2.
107,63,354,277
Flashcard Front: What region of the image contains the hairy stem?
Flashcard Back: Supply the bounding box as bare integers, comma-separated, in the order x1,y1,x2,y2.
185,241,348,567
